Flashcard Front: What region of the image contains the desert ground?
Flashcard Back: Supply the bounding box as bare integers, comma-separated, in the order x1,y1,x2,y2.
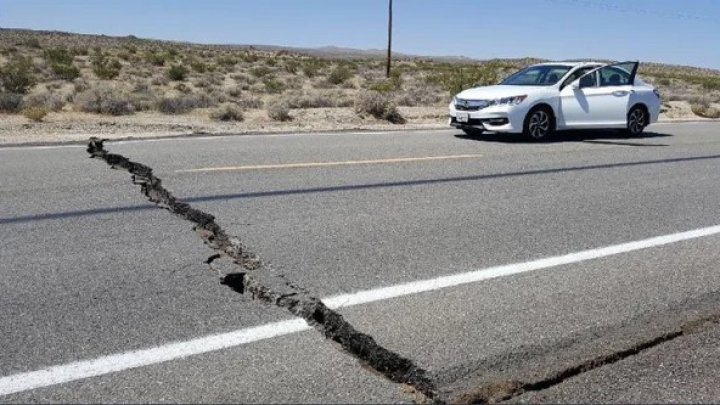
0,28,719,144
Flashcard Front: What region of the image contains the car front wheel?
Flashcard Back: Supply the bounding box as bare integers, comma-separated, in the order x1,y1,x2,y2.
523,107,554,141
626,106,647,136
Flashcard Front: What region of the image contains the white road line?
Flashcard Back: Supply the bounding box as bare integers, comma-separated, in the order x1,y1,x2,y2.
176,154,484,173
0,144,86,151
3,224,720,396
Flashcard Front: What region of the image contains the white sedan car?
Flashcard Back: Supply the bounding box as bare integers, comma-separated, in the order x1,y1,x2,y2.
449,61,661,140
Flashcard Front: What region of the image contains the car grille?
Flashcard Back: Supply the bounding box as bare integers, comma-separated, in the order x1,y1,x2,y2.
454,99,489,111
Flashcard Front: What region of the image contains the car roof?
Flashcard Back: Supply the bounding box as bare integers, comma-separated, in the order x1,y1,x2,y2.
530,61,604,69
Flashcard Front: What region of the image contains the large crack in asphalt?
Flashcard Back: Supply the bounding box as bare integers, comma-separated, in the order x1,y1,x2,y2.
86,138,437,401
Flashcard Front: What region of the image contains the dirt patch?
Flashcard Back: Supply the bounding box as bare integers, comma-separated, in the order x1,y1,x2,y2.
660,100,710,120
455,380,524,404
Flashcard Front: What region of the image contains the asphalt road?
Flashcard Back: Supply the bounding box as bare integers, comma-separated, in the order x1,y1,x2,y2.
2,123,720,403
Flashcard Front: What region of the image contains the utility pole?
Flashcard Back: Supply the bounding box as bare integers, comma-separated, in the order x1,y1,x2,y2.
386,0,392,78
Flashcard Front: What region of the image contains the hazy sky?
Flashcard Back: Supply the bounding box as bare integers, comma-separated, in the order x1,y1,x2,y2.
1,0,718,68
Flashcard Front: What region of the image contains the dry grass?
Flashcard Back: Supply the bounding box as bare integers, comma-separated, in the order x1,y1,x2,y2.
0,28,718,124
265,97,291,121
22,106,49,122
210,103,244,121
75,84,134,115
691,102,720,119
354,91,405,124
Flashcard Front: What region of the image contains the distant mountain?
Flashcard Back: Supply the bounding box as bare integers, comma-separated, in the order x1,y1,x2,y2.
0,27,486,63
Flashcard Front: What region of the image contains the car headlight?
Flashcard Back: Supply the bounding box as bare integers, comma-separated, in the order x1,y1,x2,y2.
488,95,527,107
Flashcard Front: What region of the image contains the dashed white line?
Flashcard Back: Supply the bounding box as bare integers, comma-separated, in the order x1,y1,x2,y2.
3,223,720,396
176,154,484,173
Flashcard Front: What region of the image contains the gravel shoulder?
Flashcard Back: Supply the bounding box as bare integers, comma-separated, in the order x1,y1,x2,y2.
0,106,447,145
0,101,716,146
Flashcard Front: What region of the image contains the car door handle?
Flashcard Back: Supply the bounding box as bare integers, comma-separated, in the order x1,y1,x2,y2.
612,90,630,97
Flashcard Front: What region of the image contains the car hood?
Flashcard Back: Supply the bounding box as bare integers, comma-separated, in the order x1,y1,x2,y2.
456,85,550,100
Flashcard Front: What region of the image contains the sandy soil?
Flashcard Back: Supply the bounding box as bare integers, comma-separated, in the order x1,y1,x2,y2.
0,102,714,145
0,106,448,145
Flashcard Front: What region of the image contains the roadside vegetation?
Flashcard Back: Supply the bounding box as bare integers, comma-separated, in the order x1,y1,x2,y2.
0,28,719,127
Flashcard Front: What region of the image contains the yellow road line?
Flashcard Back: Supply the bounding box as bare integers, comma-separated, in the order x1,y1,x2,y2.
176,154,484,173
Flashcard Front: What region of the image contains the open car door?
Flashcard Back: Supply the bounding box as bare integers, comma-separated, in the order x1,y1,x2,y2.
559,61,639,128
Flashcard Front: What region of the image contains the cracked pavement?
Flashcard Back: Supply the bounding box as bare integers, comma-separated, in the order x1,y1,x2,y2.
2,123,720,403
85,137,436,399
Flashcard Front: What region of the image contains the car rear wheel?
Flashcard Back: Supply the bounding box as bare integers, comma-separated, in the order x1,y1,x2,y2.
523,107,554,141
626,106,647,136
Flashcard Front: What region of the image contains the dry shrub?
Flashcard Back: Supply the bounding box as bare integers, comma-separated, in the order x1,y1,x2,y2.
262,77,285,93
157,93,217,114
687,95,711,106
427,64,500,95
230,72,252,84
151,75,170,86
167,64,189,81
193,77,213,89
128,86,158,111
237,96,263,109
284,59,300,74
283,89,353,108
206,73,225,86
0,93,24,113
174,82,192,94
157,96,197,114
691,103,720,118
226,85,242,98
340,80,356,89
190,61,208,73
76,85,134,115
266,97,291,121
354,91,405,124
210,103,244,121
312,79,335,89
90,51,122,80
50,63,80,81
0,55,35,94
24,89,66,111
394,84,446,107
285,90,335,108
23,106,49,122
302,60,322,78
328,65,353,85
73,78,90,93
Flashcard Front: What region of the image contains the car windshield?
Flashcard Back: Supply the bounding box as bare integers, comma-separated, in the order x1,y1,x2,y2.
500,65,572,86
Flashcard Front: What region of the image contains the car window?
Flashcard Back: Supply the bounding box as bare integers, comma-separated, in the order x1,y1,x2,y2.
562,66,595,88
500,65,572,86
541,66,573,85
579,71,598,88
598,66,632,86
503,67,541,85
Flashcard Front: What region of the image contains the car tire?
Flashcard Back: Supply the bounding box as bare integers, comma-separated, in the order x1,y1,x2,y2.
626,106,647,136
523,106,554,141
462,128,484,137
